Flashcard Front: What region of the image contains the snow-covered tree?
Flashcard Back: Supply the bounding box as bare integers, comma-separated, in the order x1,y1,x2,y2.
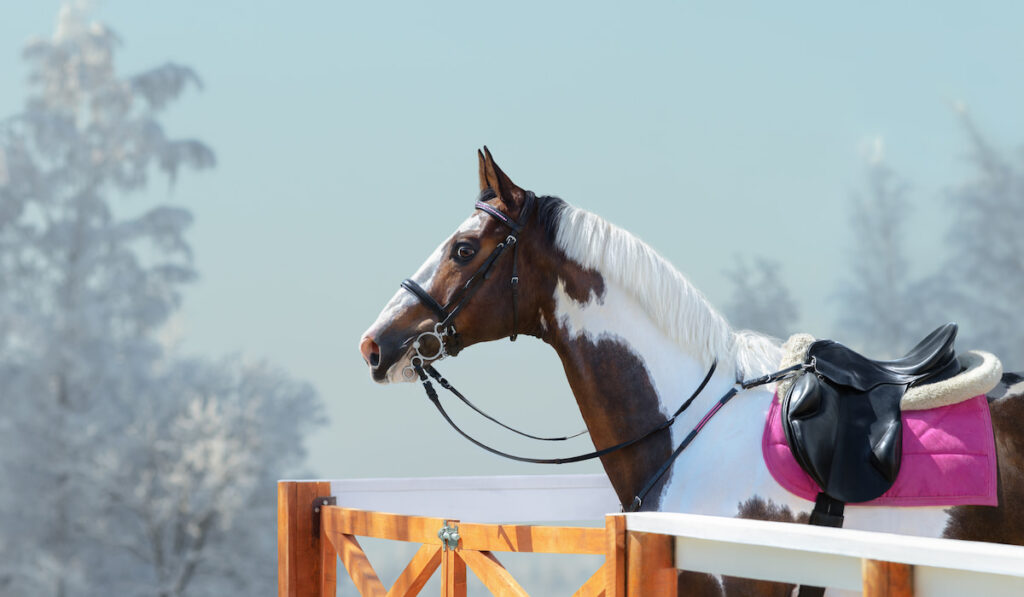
832,150,934,356
937,110,1024,364
723,256,799,340
91,359,322,596
0,5,324,595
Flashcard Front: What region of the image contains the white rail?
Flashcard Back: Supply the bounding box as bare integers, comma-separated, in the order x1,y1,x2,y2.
281,473,619,522
626,512,1024,596
280,475,1024,595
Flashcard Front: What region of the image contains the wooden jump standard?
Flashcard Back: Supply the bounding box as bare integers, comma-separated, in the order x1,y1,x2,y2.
278,476,1024,596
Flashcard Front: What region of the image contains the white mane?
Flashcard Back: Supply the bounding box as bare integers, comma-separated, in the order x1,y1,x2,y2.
553,203,781,378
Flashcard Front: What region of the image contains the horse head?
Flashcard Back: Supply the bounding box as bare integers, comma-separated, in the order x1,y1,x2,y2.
359,148,550,383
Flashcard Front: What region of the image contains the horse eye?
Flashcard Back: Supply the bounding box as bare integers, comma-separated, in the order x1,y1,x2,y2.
453,243,476,262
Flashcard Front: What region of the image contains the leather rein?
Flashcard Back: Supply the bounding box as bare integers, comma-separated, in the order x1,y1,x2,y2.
399,188,787,511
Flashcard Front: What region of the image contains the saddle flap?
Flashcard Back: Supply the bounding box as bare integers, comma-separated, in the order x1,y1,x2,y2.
869,419,902,484
783,374,905,503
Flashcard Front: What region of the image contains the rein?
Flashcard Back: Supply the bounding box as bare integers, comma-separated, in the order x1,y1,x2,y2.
415,360,728,510
398,188,793,511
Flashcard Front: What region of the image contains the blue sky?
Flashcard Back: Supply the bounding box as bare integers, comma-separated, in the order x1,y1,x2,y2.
2,1,1022,478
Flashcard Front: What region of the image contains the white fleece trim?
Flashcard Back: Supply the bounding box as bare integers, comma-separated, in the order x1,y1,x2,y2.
901,350,1002,410
776,333,815,399
774,334,1002,410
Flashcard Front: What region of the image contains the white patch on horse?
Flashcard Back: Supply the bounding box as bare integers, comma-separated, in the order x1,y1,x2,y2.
553,204,782,379
1005,379,1024,398
550,205,954,539
552,268,784,512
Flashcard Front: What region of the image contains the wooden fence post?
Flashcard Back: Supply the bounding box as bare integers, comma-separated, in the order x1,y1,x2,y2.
441,518,466,597
606,515,626,597
862,559,914,597
279,480,334,597
626,531,677,597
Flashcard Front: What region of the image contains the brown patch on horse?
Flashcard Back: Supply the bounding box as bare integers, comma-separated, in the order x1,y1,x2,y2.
736,495,810,524
470,151,658,507
501,193,605,340
551,335,672,509
558,267,605,307
677,571,725,597
714,496,811,597
944,394,1024,545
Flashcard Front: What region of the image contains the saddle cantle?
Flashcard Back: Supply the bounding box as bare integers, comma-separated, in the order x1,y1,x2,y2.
781,323,961,504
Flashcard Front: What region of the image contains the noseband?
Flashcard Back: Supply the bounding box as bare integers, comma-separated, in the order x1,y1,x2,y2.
400,187,534,378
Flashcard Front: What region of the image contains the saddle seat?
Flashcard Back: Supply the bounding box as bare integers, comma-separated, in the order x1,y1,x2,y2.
777,323,1000,504
808,322,961,394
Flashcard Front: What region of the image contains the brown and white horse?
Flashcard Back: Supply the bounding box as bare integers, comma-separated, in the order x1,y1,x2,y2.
359,149,1024,562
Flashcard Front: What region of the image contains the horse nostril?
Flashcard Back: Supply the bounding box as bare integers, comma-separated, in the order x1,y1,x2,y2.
359,336,381,368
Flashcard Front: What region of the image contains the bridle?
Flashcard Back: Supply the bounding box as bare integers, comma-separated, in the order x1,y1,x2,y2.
399,187,531,380
397,187,791,511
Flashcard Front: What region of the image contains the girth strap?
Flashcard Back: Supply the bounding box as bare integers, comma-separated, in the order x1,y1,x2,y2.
796,493,846,597
808,493,846,528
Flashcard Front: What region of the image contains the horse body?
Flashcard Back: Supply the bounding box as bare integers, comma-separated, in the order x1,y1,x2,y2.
538,203,955,539
359,148,1023,556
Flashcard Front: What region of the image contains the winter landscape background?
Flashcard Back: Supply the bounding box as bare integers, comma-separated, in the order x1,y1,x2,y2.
1,2,1022,594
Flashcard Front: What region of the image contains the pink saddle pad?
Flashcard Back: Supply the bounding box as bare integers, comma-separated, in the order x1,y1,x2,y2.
762,392,998,506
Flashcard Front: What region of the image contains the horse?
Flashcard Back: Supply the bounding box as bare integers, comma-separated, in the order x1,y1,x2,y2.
358,148,1024,594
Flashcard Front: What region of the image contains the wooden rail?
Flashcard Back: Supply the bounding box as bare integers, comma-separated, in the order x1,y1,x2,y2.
279,476,1024,596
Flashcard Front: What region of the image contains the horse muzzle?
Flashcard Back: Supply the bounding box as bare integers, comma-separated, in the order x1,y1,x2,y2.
359,325,448,384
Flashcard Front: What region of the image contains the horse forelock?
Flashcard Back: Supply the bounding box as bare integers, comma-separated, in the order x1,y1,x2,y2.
538,198,782,378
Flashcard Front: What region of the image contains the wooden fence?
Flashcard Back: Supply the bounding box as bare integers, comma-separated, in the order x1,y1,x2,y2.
279,474,1024,596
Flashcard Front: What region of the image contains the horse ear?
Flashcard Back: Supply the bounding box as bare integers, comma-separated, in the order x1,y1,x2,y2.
478,149,489,192
481,146,524,211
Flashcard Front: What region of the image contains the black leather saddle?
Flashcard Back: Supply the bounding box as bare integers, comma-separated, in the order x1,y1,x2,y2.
781,323,962,504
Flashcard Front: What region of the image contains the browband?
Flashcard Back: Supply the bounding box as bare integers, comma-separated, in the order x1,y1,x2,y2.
474,201,522,233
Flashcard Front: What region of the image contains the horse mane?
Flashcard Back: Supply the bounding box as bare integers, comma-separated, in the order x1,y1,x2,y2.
535,195,782,378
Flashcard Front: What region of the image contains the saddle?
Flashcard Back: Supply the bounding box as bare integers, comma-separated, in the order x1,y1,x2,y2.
781,323,961,505
775,323,998,597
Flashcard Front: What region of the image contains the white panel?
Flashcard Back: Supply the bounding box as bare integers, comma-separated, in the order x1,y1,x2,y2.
626,512,1024,577
915,566,1024,597
304,474,619,522
675,537,862,591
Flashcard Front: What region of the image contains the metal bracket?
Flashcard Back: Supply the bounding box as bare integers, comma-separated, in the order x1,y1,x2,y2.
312,496,336,538
438,521,460,551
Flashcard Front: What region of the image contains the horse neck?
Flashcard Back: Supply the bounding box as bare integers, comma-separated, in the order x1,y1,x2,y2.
537,272,740,509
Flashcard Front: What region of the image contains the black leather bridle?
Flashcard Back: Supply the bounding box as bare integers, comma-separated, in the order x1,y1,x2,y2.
399,188,531,379
397,188,787,511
